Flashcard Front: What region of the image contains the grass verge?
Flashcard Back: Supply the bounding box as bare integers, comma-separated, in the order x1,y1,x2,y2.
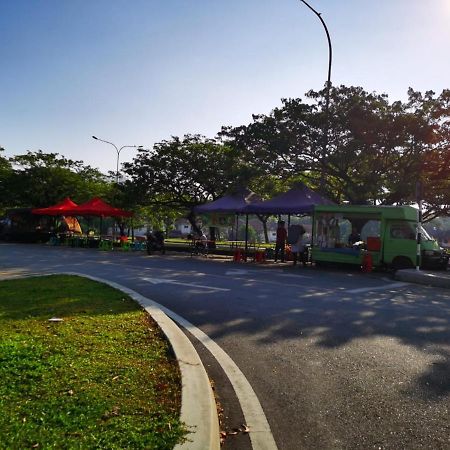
0,275,187,449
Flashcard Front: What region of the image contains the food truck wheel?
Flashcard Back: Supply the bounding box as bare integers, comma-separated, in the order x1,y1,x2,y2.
392,256,414,270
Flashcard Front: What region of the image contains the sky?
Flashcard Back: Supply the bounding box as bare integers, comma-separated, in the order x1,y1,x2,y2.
1,0,450,175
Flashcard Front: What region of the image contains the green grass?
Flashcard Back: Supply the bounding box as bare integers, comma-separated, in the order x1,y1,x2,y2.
0,275,187,449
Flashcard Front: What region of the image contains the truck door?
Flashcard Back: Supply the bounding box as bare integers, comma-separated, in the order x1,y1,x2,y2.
383,221,416,268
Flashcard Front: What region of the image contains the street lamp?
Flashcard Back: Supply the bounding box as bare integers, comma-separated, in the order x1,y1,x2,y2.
92,136,142,240
299,0,333,192
92,136,142,184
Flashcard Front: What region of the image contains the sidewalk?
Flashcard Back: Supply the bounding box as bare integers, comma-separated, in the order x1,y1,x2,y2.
395,268,450,289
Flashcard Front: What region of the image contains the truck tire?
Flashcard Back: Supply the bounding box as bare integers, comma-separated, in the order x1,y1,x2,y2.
392,256,414,270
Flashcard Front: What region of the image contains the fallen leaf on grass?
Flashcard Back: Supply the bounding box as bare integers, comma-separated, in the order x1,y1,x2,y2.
101,406,120,420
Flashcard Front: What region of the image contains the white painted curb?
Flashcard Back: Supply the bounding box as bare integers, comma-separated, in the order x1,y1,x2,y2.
0,272,220,450
395,269,450,289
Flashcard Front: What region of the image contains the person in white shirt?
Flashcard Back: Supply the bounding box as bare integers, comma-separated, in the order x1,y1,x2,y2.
292,228,310,266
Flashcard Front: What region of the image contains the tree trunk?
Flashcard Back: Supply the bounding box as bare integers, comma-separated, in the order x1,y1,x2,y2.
118,222,125,237
208,227,217,248
257,214,270,243
186,210,202,235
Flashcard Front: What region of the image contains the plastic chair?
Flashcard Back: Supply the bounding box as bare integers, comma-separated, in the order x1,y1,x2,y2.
48,236,60,246
99,240,113,251
120,240,131,251
133,241,145,251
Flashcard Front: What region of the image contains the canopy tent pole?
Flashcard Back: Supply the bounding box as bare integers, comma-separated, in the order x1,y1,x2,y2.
288,214,291,228
311,208,316,264
235,213,239,241
244,214,249,262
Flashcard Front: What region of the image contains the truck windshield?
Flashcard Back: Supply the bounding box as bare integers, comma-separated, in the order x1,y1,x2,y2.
420,226,433,241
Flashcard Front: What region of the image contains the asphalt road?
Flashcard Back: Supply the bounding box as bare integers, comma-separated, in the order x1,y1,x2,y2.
1,243,450,450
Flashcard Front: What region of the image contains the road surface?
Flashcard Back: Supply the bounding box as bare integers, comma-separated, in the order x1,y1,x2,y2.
1,243,449,450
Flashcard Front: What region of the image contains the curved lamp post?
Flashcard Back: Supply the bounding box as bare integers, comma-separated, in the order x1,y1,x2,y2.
92,135,142,184
299,0,332,191
92,136,142,240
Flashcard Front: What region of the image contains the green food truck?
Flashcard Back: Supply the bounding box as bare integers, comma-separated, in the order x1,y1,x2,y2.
311,205,449,270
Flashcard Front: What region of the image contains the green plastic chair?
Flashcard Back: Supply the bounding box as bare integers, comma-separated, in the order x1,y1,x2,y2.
120,240,131,251
99,240,113,251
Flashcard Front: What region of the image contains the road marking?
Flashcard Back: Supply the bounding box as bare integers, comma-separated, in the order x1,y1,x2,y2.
158,305,279,450
302,291,330,298
347,282,409,294
225,269,249,275
279,273,311,279
141,276,230,292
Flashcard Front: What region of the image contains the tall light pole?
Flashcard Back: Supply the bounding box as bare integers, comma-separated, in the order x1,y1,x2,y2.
92,136,142,240
92,136,142,184
299,0,332,192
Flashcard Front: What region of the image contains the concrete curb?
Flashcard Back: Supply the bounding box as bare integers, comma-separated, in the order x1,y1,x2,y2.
395,269,450,289
0,272,220,450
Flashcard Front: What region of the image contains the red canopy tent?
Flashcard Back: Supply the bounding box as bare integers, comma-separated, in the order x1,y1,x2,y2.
32,198,82,234
32,197,78,215
65,197,133,217
63,197,134,240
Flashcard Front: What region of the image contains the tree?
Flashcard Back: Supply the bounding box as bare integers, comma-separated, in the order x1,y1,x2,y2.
221,85,450,218
409,89,449,220
220,98,315,179
123,135,252,229
6,150,110,208
0,147,14,212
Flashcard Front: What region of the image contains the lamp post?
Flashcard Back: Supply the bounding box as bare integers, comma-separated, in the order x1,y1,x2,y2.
92,136,142,184
299,0,333,192
92,136,142,239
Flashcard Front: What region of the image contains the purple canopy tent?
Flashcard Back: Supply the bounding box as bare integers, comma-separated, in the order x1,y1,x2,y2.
193,188,262,258
243,182,335,261
194,188,261,214
243,182,334,215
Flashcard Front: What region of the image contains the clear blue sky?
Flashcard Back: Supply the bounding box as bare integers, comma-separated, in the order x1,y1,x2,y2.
1,0,449,174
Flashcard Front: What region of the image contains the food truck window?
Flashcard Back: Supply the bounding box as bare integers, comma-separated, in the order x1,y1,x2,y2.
390,223,416,240
360,220,381,241
314,214,351,248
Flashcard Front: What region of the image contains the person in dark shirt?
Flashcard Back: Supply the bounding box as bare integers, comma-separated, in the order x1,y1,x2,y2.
275,221,287,262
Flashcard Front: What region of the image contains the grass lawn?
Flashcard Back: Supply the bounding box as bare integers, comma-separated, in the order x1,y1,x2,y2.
0,275,187,449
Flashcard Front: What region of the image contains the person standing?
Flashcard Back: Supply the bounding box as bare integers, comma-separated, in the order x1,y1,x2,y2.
294,229,311,266
274,221,287,262
291,225,305,266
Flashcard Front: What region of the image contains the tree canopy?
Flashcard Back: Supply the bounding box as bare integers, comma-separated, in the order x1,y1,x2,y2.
219,85,450,220
1,150,110,210
1,85,449,223
122,135,254,210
